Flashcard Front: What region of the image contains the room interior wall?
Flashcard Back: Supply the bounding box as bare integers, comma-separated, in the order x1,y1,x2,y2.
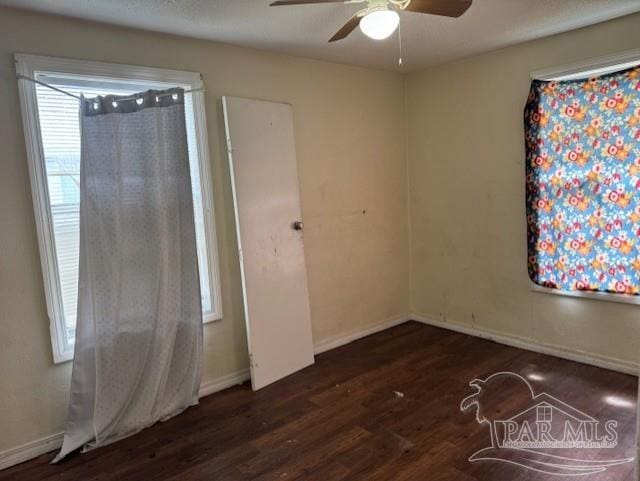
2,3,640,464
406,12,640,369
0,6,409,453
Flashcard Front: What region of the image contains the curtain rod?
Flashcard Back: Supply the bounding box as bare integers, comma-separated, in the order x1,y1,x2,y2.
16,74,204,101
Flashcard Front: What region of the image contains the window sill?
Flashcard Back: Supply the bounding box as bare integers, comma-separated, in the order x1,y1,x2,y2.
53,349,74,365
53,315,223,365
203,312,223,324
531,282,640,306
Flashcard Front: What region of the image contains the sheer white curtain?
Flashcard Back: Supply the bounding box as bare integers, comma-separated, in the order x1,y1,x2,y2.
54,88,203,462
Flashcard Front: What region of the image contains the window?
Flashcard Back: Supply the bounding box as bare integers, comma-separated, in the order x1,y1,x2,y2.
16,54,223,363
536,406,553,423
526,51,640,305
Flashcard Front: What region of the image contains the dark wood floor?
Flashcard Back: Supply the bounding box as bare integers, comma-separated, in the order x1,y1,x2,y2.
1,322,637,480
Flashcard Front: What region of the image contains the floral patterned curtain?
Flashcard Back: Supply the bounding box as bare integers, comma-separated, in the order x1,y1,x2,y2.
525,66,640,295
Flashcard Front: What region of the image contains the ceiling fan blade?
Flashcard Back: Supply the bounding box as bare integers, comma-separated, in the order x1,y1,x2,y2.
270,0,346,5
404,0,472,17
329,15,361,42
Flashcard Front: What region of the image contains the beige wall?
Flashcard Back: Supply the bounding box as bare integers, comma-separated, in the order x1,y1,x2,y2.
406,13,640,368
2,3,639,459
0,7,409,452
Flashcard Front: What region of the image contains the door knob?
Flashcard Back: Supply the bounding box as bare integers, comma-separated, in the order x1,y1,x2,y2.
292,221,304,231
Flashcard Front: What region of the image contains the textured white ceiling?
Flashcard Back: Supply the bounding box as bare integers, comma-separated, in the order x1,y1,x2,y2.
2,0,640,72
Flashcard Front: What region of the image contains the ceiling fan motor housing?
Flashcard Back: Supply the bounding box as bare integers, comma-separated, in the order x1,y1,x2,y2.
269,0,473,43
364,0,394,15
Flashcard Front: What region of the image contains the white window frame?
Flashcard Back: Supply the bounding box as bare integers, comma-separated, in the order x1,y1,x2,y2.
530,47,640,81
15,53,223,363
529,48,640,306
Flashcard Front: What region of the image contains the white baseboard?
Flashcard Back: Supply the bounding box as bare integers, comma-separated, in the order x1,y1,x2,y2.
0,368,251,471
0,432,63,471
412,313,639,376
313,314,411,355
198,368,250,398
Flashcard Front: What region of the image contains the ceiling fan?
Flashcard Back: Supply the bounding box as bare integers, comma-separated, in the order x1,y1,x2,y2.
269,0,473,42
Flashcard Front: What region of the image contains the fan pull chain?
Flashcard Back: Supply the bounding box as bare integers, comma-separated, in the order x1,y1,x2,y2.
398,15,403,66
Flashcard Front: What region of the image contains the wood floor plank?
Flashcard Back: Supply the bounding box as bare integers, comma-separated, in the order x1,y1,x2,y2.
0,321,636,481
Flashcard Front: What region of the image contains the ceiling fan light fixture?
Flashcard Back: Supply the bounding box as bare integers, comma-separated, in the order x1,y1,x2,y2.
359,9,399,40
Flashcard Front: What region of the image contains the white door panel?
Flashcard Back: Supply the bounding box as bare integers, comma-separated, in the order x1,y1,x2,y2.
223,96,315,390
